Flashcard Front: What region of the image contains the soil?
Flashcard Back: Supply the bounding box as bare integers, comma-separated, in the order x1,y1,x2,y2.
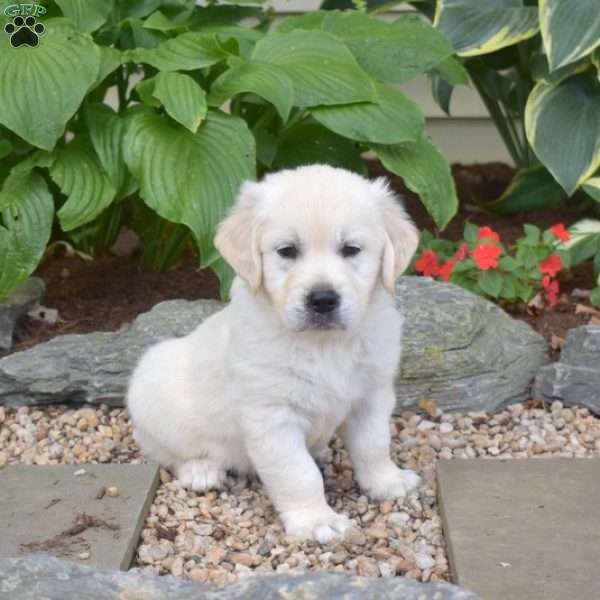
3,160,598,361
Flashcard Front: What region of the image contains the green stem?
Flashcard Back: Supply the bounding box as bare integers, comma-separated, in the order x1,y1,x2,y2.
253,105,277,133
117,66,128,114
279,108,306,136
470,75,525,168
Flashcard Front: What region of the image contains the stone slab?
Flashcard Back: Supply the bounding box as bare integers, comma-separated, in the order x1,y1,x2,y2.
437,458,600,600
0,463,159,570
0,554,481,599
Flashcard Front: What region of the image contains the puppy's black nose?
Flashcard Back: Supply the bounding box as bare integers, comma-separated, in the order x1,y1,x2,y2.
307,289,340,314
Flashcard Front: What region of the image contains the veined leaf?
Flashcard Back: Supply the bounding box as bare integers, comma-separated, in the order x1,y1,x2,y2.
123,109,255,264
559,219,600,266
273,121,366,174
50,138,117,231
0,25,100,150
485,165,566,214
434,0,539,57
540,0,600,71
152,72,208,133
478,270,502,298
311,83,424,145
276,11,328,33
323,11,454,84
55,0,113,33
525,74,600,195
0,171,54,299
89,46,122,92
582,177,600,203
208,62,294,122
374,137,458,230
124,32,228,71
252,30,376,106
85,103,135,199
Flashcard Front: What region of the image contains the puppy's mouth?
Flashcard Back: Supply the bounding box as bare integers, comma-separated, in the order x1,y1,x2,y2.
298,312,346,332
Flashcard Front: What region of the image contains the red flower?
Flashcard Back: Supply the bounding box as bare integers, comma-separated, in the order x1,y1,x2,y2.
550,223,570,242
415,249,440,276
478,226,500,244
453,243,469,262
473,244,501,270
542,275,552,288
544,278,560,306
539,255,562,277
438,259,456,282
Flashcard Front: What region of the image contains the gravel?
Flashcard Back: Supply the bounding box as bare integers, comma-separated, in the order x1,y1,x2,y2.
1,401,599,585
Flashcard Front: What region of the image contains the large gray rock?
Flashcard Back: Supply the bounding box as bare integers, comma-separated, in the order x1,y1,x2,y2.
533,325,600,413
0,278,45,351
0,278,548,412
0,554,480,600
394,278,549,412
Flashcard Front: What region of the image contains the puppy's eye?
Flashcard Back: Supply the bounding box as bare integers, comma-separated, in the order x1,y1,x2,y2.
277,245,298,259
341,245,361,258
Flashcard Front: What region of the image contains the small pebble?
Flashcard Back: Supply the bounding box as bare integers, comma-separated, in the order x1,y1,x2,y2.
106,486,120,497
78,552,90,560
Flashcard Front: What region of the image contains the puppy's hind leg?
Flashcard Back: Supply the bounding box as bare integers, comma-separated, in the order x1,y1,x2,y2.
174,459,226,493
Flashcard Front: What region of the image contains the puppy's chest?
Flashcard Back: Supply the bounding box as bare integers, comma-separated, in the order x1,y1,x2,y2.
285,342,379,415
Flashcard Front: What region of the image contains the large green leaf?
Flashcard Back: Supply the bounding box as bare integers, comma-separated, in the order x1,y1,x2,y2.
0,171,54,299
525,74,600,195
276,11,328,33
322,12,454,83
540,0,600,71
251,30,376,106
208,62,294,122
311,83,424,144
90,47,122,92
582,177,600,203
273,121,366,175
0,25,100,150
124,32,228,71
85,103,135,199
560,219,600,266
50,138,117,231
55,0,113,32
151,72,208,133
124,109,255,264
484,165,566,214
374,137,458,230
434,0,539,56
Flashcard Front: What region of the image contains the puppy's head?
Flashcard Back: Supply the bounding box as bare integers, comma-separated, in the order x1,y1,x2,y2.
215,165,418,332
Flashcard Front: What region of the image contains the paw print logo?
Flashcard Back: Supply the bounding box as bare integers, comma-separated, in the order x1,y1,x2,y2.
4,16,45,48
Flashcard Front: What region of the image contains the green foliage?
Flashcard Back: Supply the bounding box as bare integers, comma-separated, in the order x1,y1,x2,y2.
0,1,457,300
426,0,600,213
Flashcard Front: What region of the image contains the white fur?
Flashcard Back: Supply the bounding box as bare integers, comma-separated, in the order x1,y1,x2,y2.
127,164,421,542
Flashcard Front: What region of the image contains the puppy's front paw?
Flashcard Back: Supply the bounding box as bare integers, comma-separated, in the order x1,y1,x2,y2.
362,466,422,500
174,459,225,492
282,507,352,543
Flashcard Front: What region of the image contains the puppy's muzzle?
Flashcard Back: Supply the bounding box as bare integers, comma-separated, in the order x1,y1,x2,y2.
307,288,340,314
303,287,343,330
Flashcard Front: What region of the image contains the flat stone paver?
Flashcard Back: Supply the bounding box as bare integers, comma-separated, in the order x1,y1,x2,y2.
0,463,159,570
437,458,600,600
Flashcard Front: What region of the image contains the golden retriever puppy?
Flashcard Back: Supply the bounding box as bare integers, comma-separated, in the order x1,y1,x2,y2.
127,164,421,542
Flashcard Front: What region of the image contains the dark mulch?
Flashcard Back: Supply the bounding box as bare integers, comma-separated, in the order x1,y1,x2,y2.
3,160,598,360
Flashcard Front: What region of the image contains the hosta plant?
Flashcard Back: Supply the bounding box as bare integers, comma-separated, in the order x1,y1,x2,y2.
431,0,600,214
0,0,459,301
413,223,572,307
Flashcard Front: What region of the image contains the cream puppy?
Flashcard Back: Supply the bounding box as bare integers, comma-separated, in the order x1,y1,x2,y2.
127,164,421,542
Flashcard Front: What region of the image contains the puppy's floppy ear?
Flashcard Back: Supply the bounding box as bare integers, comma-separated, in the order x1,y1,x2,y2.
214,181,263,292
373,177,420,294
